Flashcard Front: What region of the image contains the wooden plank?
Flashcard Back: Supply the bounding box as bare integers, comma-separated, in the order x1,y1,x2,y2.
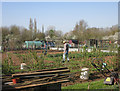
2,79,69,90
18,73,70,83
36,67,68,72
19,74,55,79
12,69,70,78
20,77,54,86
19,75,69,86
15,79,69,89
19,73,71,79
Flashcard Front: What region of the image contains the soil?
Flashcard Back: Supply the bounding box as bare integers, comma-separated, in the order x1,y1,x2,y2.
2,50,117,71
2,50,62,66
62,70,120,87
2,50,119,88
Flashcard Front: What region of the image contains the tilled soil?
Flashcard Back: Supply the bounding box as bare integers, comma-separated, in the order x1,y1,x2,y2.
62,71,115,87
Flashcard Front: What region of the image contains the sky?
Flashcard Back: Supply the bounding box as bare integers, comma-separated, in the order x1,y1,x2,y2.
2,2,118,33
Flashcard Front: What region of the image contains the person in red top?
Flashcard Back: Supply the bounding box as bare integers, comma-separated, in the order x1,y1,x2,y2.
62,40,69,63
44,40,47,55
109,40,111,44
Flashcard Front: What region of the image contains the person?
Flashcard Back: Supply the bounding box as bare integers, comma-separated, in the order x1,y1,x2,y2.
43,40,47,55
62,40,69,63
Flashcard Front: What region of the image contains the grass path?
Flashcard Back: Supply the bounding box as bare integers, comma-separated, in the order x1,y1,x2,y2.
62,79,119,90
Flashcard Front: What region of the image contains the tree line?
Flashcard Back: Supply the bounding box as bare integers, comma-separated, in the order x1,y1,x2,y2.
1,19,118,50
64,20,118,41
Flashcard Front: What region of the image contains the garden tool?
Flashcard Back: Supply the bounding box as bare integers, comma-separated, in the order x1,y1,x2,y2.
91,58,119,85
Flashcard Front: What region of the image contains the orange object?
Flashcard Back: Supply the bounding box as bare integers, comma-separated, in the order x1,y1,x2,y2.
109,40,111,44
44,44,45,48
12,79,17,84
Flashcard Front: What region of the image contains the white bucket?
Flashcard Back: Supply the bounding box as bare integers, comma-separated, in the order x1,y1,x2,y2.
80,68,89,80
20,63,26,70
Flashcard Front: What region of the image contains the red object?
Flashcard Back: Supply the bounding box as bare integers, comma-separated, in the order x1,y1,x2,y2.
12,79,17,84
115,78,119,82
44,44,45,48
69,40,72,44
109,40,111,44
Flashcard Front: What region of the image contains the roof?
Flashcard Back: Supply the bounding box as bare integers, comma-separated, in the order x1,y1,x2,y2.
25,41,42,46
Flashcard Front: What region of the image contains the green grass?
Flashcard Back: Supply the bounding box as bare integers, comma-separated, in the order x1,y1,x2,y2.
62,79,119,90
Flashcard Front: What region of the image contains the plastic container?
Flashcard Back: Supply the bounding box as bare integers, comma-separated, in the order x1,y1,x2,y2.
80,68,89,80
12,78,20,84
20,63,26,69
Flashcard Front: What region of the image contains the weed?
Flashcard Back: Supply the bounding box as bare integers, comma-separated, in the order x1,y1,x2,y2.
2,58,14,74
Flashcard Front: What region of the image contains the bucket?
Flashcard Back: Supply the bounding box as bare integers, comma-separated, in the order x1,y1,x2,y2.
20,63,26,69
80,68,89,80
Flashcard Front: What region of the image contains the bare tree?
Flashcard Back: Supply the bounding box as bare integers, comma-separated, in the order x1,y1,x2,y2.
55,30,63,38
10,25,20,35
45,26,56,39
29,18,33,32
29,18,33,40
34,18,37,39
36,32,45,40
73,20,88,51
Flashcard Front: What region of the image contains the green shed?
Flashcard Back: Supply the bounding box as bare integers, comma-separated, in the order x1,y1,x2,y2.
25,41,42,48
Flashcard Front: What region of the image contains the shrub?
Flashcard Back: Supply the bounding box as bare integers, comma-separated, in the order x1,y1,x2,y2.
2,58,14,74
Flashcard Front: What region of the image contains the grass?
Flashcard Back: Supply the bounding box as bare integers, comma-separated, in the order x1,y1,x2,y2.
62,79,119,90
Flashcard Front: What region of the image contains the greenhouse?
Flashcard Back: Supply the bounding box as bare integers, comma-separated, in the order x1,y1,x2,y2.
25,41,42,48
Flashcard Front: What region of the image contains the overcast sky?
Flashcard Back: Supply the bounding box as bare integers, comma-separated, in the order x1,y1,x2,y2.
2,2,118,33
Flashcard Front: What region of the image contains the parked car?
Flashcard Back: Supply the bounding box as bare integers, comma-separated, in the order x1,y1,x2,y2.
48,42,55,47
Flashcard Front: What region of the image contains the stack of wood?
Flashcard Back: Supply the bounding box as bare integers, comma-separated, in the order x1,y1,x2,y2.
2,67,70,91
